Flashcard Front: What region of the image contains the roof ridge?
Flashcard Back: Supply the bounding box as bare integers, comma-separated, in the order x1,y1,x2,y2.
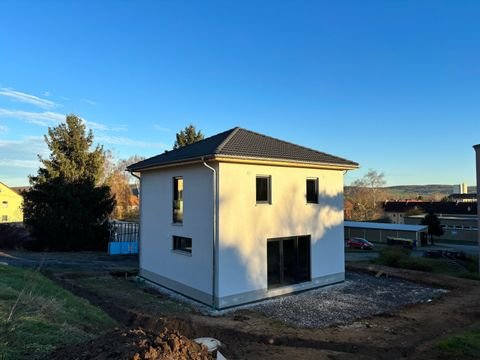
229,127,358,165
214,126,240,154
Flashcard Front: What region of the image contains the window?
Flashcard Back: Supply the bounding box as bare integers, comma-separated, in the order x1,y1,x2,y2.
173,177,183,223
1,215,7,222
256,176,271,204
173,236,192,253
1,201,7,208
306,178,318,203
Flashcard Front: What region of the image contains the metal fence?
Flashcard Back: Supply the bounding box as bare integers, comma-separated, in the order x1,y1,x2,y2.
108,221,139,255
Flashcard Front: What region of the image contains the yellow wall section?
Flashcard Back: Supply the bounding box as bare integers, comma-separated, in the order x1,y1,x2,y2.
0,183,23,223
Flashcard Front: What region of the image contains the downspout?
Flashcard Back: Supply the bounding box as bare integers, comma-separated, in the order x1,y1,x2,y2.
129,170,142,263
202,158,217,309
130,172,141,201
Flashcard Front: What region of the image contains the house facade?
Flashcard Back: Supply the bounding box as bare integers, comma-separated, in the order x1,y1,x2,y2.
0,182,24,223
129,127,358,309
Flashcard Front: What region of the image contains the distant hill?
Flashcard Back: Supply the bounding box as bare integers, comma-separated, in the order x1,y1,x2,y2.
384,185,476,198
345,185,476,199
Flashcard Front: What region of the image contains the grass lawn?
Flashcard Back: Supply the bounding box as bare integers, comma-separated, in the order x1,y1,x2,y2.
371,247,480,280
0,265,117,359
436,328,480,359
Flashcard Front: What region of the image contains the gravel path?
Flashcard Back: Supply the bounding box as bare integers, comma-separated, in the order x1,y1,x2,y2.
249,272,446,328
145,271,447,329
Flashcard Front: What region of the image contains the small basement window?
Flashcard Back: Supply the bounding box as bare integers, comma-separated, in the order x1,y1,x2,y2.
1,215,7,222
256,176,271,204
306,178,318,203
173,236,192,253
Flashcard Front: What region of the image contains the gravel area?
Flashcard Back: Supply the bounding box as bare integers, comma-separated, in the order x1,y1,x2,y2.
145,271,447,329
247,272,447,328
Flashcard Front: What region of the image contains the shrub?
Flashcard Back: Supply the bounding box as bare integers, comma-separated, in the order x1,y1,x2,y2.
0,224,31,249
378,247,410,267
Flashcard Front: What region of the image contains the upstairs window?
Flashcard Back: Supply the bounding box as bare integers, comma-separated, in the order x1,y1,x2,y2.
1,201,7,208
306,178,318,204
256,176,271,204
173,235,192,253
173,177,183,223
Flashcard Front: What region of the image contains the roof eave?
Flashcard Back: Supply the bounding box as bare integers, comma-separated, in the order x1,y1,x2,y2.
127,154,359,172
127,155,215,172
212,154,359,170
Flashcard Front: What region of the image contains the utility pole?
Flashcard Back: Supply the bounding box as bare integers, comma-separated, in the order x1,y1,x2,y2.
473,144,480,272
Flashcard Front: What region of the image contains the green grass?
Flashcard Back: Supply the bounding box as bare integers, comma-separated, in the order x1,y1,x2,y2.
436,328,480,359
372,247,480,279
0,265,117,360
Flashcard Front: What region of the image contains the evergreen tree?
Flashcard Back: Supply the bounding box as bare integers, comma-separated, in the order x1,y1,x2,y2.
421,211,444,245
33,114,105,184
173,124,204,149
23,114,114,251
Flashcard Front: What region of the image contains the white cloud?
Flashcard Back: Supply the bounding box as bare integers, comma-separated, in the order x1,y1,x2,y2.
0,88,60,109
82,119,108,130
44,91,51,97
0,159,39,168
0,108,64,126
83,99,96,105
110,125,128,132
0,124,7,133
0,108,113,132
0,136,46,185
153,125,171,132
96,135,167,148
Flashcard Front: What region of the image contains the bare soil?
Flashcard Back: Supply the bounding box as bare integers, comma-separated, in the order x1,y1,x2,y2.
46,262,480,360
3,250,479,359
51,328,213,360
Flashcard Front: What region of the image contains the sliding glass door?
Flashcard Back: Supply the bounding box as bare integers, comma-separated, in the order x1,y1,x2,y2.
267,235,311,289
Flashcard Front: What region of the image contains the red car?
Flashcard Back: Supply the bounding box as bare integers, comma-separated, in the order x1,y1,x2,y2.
345,237,374,250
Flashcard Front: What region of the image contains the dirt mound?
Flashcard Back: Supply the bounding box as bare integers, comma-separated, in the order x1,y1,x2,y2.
51,327,213,360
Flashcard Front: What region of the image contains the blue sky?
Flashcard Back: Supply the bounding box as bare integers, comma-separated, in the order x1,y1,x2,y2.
1,0,479,187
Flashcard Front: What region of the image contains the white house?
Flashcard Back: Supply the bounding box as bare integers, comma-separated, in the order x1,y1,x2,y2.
128,127,358,309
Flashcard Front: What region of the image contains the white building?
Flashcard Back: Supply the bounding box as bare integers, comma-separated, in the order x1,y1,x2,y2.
128,127,358,309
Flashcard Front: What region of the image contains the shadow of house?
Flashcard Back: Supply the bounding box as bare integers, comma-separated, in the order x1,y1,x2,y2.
128,127,358,309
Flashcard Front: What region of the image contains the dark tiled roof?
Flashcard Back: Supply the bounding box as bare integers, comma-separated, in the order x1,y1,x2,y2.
383,201,477,215
128,127,358,171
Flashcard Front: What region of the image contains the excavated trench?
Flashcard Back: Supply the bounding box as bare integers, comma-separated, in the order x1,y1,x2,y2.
47,272,422,359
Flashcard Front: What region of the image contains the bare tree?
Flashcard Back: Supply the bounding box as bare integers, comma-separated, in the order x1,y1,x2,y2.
103,154,145,220
345,169,388,221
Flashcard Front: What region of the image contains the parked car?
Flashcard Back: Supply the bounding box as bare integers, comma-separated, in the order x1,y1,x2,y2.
345,237,374,250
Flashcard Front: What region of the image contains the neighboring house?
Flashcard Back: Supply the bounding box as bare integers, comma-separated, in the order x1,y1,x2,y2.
128,127,358,309
405,214,478,244
383,200,477,224
0,182,24,223
383,200,478,244
447,193,477,203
